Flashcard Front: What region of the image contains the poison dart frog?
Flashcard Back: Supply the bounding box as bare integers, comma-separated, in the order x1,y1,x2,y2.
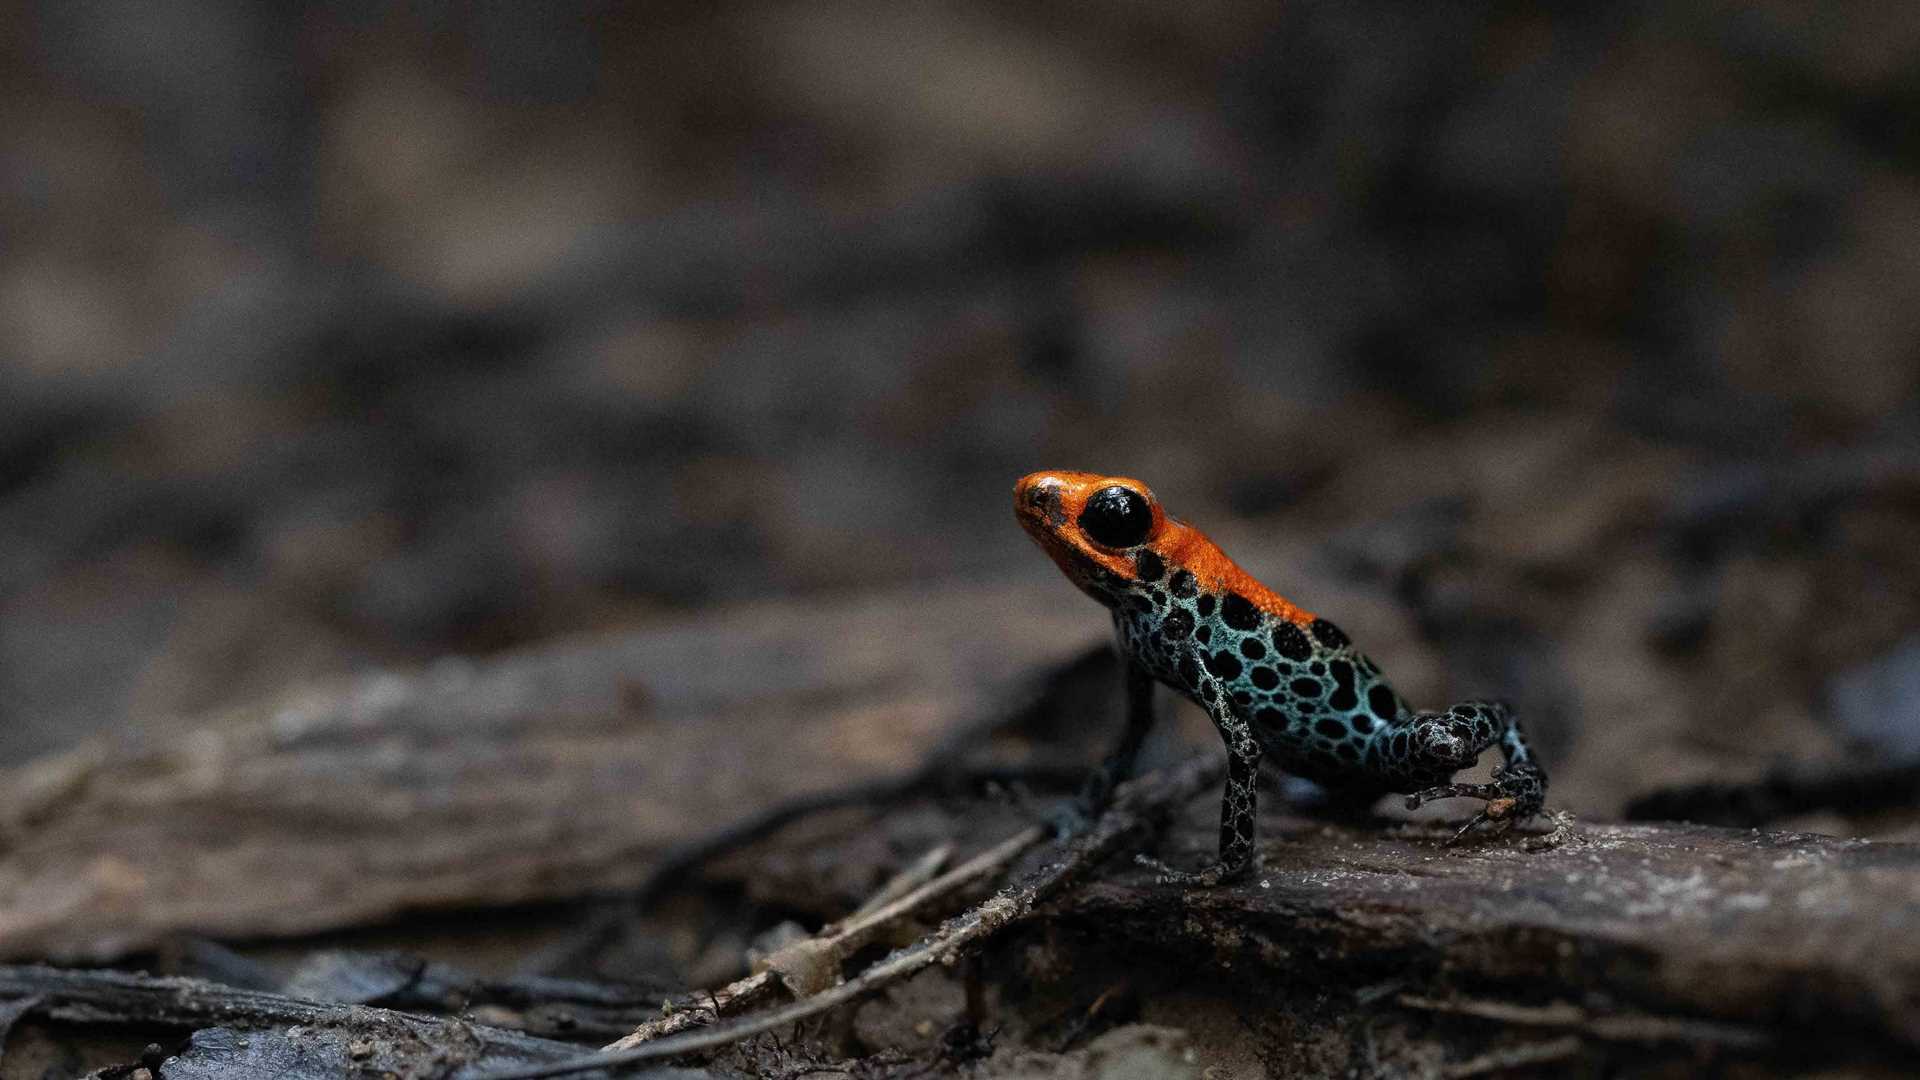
1015,471,1548,885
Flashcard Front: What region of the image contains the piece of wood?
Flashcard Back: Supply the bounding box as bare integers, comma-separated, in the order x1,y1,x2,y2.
483,755,1228,1080
454,756,1920,1077
1051,812,1920,1061
0,964,704,1079
6,581,1920,1072
6,739,1920,1072
271,949,674,1041
538,789,1920,1071
0,580,1101,962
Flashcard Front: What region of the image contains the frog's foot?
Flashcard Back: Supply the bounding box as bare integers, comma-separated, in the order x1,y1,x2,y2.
1132,853,1250,887
1405,768,1545,846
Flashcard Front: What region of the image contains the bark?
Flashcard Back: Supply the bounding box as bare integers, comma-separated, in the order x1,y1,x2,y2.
1054,811,1920,1063
1,584,1917,1074
0,964,704,1080
0,581,1101,962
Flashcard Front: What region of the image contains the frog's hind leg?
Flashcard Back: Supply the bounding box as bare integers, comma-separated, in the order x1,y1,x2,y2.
1374,700,1547,842
1136,667,1262,885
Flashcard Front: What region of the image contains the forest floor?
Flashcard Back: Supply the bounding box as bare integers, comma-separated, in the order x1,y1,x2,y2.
4,582,1917,1078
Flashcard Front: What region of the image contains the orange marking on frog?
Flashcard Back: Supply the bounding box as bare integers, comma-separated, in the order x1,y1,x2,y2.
1013,470,1315,625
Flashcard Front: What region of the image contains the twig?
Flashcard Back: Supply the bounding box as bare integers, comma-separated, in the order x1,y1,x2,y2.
1397,995,1770,1049
518,760,1085,977
847,842,953,921
518,645,1110,978
751,838,1000,1002
605,830,1035,1048
473,754,1223,1080
486,833,1042,1079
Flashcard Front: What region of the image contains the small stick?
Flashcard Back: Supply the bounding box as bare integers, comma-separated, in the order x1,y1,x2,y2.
608,831,1034,1049
483,828,1042,1079
518,761,1082,978
1397,995,1770,1049
751,839,1001,1002
474,755,1222,1080
847,842,953,921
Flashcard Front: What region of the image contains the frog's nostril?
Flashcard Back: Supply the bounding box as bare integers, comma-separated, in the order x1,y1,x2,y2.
1016,474,1054,503
1016,475,1068,527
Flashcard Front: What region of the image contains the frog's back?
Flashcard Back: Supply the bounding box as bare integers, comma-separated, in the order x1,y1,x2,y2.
1112,557,1410,784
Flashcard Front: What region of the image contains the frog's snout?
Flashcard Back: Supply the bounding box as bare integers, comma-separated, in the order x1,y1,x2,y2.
1014,473,1069,530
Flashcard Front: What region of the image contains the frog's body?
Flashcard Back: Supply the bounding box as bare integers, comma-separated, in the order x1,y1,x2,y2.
1015,470,1547,885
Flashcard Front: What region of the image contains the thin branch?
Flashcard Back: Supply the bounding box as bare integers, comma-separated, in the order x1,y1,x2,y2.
473,755,1224,1080
1397,995,1771,1050
605,830,1034,1049
847,842,953,921
518,759,1085,978
746,835,1017,1004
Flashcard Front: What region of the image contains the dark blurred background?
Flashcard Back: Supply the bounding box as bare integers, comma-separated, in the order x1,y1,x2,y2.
4,2,1919,824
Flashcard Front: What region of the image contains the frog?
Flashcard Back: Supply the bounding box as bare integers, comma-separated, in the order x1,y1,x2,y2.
1015,470,1547,885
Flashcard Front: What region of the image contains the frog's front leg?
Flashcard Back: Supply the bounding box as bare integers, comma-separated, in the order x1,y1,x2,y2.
1136,669,1261,885
1387,700,1547,842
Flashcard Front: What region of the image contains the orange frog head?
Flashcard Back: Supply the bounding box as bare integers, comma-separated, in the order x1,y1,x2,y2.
1014,470,1314,624
1014,471,1168,599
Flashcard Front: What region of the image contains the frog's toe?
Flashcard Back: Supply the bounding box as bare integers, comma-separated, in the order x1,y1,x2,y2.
1441,806,1524,846
1404,781,1498,811
1490,767,1547,819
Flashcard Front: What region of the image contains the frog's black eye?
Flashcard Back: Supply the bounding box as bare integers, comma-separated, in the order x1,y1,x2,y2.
1079,485,1153,548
